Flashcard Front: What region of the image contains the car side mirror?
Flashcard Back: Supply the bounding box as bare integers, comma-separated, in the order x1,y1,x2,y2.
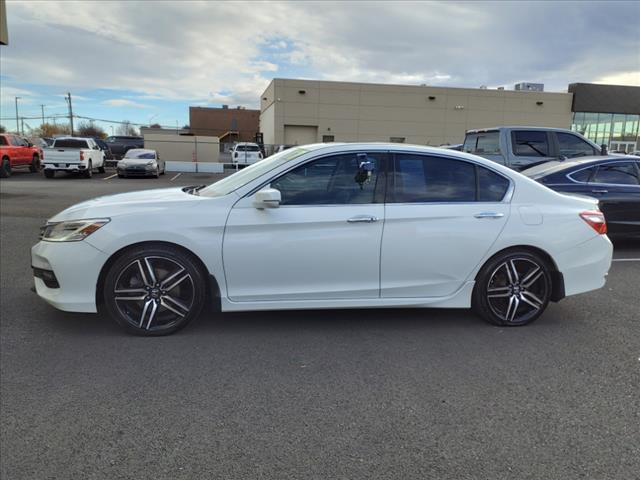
253,188,281,209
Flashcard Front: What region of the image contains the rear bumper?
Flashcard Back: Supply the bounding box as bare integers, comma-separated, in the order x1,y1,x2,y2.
43,162,87,172
555,234,613,297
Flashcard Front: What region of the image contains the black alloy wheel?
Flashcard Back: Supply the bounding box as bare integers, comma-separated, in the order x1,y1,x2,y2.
0,158,11,178
473,250,552,326
103,244,207,335
30,154,41,173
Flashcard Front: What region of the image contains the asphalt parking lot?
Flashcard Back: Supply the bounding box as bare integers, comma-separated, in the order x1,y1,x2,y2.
1,170,639,479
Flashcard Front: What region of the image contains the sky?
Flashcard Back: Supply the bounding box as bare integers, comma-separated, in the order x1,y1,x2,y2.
0,0,639,134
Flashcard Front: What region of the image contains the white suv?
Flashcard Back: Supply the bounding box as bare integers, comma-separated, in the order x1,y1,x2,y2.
231,142,263,166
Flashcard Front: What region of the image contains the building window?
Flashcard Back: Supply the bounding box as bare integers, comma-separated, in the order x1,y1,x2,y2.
322,135,335,143
390,137,406,143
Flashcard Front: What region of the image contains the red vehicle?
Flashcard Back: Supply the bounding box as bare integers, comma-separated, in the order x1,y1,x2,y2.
0,134,43,178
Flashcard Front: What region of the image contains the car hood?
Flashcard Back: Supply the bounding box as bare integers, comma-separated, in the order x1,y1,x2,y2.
49,187,212,222
118,158,155,166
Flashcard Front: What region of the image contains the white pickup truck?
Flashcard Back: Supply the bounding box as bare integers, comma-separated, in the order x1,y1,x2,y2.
43,137,106,178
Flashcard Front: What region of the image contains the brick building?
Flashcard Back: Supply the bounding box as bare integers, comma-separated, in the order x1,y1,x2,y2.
189,106,259,143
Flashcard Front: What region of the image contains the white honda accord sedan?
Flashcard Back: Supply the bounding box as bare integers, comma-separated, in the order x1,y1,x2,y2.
32,143,613,335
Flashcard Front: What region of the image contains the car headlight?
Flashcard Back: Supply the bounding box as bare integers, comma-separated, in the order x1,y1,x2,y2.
146,160,155,167
40,219,110,242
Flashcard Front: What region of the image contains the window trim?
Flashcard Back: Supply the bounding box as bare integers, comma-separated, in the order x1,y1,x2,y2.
567,160,640,186
388,152,514,205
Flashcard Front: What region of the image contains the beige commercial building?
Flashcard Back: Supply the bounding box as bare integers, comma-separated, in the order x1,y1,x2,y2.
259,78,573,146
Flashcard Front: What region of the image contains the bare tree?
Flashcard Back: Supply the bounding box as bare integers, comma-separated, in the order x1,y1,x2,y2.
77,121,107,139
116,121,139,136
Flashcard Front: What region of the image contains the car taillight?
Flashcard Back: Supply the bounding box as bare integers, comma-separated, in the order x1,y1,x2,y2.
80,151,84,161
580,210,607,235
234,152,238,158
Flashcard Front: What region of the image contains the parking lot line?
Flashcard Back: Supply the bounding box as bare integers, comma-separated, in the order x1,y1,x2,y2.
103,173,118,180
612,258,640,262
170,173,182,181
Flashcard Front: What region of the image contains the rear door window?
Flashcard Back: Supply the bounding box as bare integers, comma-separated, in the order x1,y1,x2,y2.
477,167,510,201
392,154,476,203
556,133,596,158
0,136,8,146
591,162,639,185
512,131,550,157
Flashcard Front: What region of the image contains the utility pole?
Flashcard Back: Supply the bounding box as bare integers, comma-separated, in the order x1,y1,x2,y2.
65,92,74,136
40,104,46,126
14,97,20,134
21,118,25,136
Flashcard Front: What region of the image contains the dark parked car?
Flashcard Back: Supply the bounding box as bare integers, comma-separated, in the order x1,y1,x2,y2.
92,138,113,160
104,136,144,159
522,156,640,237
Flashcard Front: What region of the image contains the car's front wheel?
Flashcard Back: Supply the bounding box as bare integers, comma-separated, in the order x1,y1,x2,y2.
102,244,207,335
472,250,552,326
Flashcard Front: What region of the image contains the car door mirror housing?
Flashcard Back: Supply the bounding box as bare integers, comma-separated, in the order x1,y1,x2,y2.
253,188,281,209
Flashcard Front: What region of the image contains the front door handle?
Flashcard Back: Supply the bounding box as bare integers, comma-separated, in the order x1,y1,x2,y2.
347,215,378,223
474,212,505,219
591,189,608,194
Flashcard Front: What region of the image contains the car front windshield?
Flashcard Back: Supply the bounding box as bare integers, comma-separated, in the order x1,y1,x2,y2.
199,147,309,197
125,151,155,159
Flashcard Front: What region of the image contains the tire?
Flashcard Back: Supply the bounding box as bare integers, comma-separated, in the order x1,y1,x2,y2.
29,154,41,173
118,174,125,178
98,165,106,174
102,244,207,336
153,168,160,179
44,169,55,179
84,160,93,178
472,249,552,327
0,157,10,178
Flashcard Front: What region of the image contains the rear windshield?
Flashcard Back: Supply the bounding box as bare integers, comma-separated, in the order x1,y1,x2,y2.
463,132,501,155
125,151,155,159
236,145,260,152
53,139,89,149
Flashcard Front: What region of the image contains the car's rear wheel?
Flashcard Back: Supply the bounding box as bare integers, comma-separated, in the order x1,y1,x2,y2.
84,160,93,178
102,244,207,336
30,154,41,173
1,157,11,178
98,165,106,173
472,250,551,326
44,169,55,178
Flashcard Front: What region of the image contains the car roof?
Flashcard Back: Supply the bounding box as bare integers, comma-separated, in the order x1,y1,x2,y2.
466,126,586,134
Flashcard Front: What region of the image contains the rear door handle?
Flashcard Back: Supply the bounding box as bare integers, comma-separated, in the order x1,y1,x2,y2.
474,212,505,219
591,189,608,194
347,215,378,223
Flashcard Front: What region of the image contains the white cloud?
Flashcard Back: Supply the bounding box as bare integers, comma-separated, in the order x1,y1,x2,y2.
103,99,149,109
593,71,640,87
1,0,638,111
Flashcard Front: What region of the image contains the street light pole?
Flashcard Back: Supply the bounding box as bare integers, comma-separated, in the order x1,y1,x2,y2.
41,104,46,126
15,97,21,134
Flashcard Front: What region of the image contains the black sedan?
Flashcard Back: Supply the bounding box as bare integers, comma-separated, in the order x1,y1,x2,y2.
522,156,640,237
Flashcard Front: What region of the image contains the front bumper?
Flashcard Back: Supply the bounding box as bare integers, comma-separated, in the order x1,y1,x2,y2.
31,240,109,312
117,167,155,177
